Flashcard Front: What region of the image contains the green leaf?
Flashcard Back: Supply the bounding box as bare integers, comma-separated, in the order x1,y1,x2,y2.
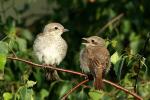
21,29,33,42
121,73,133,86
118,56,127,80
40,89,49,99
129,32,141,54
17,86,34,100
111,52,120,64
27,80,36,88
0,41,8,54
49,81,73,99
111,40,118,48
15,37,27,52
121,19,131,33
5,17,16,38
3,92,13,100
59,82,72,97
0,54,7,80
89,89,104,100
111,52,126,79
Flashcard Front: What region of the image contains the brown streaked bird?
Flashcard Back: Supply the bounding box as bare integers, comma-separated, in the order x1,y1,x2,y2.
80,36,110,90
33,23,68,80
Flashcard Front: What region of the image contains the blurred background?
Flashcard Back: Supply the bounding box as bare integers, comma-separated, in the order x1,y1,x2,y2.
0,0,150,100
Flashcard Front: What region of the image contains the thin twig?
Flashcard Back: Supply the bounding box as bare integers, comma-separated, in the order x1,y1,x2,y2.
96,13,124,34
7,56,143,100
7,56,87,77
61,79,89,100
103,79,143,100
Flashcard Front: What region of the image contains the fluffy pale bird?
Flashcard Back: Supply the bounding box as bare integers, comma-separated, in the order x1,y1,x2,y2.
33,23,68,80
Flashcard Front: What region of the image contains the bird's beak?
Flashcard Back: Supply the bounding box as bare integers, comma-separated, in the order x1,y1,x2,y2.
82,37,89,45
63,29,69,32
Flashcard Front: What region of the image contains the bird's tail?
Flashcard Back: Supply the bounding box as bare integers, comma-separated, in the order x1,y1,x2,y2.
94,66,103,90
44,68,61,81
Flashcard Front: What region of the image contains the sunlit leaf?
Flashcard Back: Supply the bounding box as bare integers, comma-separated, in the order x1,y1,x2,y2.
27,80,37,88
111,52,120,64
138,82,150,98
0,41,8,54
0,41,9,77
3,92,13,100
111,40,118,48
0,54,7,80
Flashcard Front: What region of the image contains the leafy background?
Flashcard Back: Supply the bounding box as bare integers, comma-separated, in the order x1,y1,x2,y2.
0,0,150,100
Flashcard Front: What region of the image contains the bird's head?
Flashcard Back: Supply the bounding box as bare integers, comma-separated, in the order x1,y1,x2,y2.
82,36,105,47
43,23,69,36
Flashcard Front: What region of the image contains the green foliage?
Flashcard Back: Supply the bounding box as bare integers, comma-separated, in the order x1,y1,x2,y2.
3,92,13,100
0,41,8,80
15,80,36,100
0,0,150,100
0,54,6,80
89,89,103,100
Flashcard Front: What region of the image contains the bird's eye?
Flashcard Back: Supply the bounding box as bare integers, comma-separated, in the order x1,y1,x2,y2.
91,39,95,43
54,27,58,30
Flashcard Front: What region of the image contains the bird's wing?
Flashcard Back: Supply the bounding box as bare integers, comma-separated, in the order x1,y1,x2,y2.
89,47,110,77
95,47,110,71
33,33,45,52
80,48,90,73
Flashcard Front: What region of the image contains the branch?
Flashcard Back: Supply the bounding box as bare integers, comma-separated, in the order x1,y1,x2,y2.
103,79,143,100
61,79,89,100
7,56,143,100
7,56,87,77
96,13,124,34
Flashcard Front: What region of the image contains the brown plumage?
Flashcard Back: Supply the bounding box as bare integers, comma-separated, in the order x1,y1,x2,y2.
80,36,110,90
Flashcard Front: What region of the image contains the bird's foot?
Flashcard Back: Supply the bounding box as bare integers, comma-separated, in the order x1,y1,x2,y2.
86,73,94,81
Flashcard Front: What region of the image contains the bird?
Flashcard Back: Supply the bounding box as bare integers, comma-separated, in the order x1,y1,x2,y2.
33,22,68,80
80,36,110,90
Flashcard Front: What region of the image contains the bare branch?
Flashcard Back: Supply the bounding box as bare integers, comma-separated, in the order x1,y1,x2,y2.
61,79,89,100
7,56,87,77
103,79,143,100
96,13,124,34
